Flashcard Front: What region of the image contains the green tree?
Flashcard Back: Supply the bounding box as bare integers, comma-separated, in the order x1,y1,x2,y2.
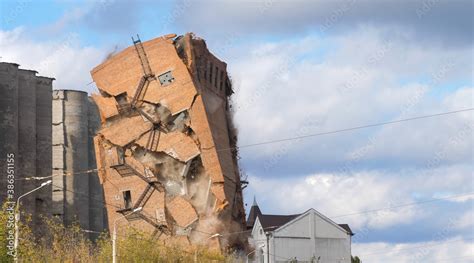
352,255,362,263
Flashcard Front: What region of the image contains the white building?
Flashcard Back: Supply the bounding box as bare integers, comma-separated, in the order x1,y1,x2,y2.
247,199,353,263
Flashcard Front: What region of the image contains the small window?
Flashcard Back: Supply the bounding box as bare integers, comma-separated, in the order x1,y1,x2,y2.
220,71,224,91
214,66,218,88
209,62,213,83
158,71,175,86
123,190,132,209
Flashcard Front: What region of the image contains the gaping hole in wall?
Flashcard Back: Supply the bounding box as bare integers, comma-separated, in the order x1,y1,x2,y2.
165,111,189,132
139,102,171,125
115,92,131,114
184,157,213,215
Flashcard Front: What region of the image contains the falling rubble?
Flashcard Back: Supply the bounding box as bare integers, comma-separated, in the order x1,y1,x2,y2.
91,33,247,251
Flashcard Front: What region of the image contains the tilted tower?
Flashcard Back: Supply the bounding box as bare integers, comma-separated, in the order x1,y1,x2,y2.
91,33,246,250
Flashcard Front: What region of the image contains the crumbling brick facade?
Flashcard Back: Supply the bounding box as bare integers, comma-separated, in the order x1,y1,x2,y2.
91,33,246,250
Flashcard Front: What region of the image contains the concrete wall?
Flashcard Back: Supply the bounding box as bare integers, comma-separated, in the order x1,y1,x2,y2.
0,62,53,233
52,90,105,237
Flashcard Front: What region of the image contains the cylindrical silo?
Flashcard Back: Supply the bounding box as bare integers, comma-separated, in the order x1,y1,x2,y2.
35,76,54,229
17,69,38,224
53,90,90,229
0,62,19,201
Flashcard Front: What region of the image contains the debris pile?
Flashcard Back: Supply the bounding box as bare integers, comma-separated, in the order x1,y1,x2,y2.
91,33,246,250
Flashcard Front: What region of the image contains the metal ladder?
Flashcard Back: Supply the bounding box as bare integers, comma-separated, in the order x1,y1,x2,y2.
134,184,154,209
110,164,136,177
145,128,160,152
131,35,155,108
132,35,154,77
130,75,147,107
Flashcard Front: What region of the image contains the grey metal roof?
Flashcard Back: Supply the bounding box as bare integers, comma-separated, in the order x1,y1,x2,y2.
259,213,301,231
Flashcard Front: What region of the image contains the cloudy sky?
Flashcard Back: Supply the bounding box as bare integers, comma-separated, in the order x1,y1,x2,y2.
1,0,472,262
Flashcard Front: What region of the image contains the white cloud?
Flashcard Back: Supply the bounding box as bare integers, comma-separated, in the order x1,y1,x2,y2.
229,26,473,173
247,164,473,230
0,27,104,93
352,237,474,263
455,210,474,231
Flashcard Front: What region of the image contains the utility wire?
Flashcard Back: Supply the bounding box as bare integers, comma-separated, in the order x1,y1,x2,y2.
35,224,474,262
211,192,474,237
50,183,215,237
358,236,474,257
432,255,474,262
48,184,473,261
330,191,474,219
52,184,122,210
211,108,474,152
50,183,474,237
18,108,473,181
16,168,103,181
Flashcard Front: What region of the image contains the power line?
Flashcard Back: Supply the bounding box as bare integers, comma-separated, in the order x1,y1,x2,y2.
432,255,474,262
48,184,474,261
211,108,474,152
32,181,474,240
16,168,103,181
50,183,216,237
52,183,122,210
330,191,474,219
51,183,474,237
34,224,474,262
18,108,473,181
358,236,474,257
213,191,474,237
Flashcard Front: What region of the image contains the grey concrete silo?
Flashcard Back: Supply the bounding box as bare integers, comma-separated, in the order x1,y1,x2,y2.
0,62,53,233
0,63,19,203
52,90,105,236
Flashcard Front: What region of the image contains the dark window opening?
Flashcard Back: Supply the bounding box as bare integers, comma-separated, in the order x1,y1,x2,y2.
214,66,218,88
115,92,131,114
220,71,224,91
123,190,132,209
209,62,213,83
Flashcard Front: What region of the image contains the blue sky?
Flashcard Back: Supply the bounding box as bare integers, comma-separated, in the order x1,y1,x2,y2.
1,0,472,262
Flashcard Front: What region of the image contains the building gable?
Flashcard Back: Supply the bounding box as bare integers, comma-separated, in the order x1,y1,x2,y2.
275,209,351,238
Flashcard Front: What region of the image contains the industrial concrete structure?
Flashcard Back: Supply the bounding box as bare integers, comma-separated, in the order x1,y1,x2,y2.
247,201,353,263
0,62,53,232
52,89,106,237
91,33,246,250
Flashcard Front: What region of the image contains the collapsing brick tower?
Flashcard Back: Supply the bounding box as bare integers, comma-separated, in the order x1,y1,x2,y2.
91,33,246,250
